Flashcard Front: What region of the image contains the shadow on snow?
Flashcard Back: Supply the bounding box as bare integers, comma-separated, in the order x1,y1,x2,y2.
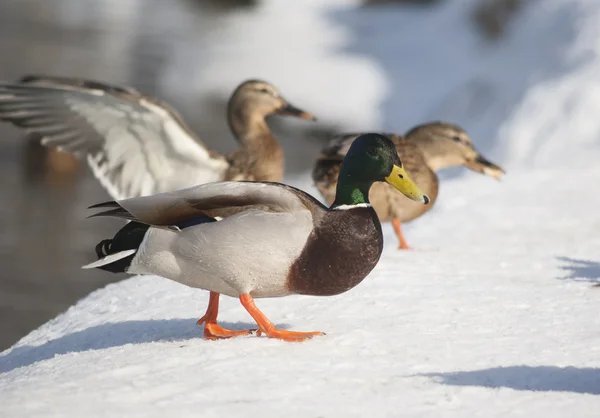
421,365,600,395
557,256,600,285
0,318,281,374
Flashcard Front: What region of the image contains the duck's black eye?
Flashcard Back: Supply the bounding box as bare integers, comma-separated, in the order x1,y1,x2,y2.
452,136,462,142
258,88,272,95
367,146,378,157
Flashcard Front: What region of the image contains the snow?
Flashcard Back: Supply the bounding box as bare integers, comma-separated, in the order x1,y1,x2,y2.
162,0,385,131
5,165,600,417
3,0,600,416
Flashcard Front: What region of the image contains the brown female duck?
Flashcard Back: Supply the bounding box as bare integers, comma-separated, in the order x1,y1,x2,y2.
0,76,315,199
313,122,505,249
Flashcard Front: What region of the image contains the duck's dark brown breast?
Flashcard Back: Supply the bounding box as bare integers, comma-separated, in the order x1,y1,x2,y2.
286,206,383,296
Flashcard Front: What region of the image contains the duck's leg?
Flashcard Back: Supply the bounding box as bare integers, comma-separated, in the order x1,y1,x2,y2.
239,294,325,342
392,218,411,250
197,291,254,340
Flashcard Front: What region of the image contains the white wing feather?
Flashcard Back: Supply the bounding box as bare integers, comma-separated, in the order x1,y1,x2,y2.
0,81,228,199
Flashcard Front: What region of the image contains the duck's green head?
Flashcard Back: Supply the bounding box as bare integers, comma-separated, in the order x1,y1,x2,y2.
333,133,430,208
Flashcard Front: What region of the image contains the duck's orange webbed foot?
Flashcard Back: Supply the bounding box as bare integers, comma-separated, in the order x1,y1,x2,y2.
239,294,325,342
197,291,255,340
256,328,325,342
392,218,412,250
203,323,254,340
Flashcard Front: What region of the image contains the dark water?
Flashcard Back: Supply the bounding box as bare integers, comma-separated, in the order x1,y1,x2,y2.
0,0,333,350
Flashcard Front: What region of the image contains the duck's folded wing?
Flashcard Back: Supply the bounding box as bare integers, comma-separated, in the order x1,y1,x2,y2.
88,181,327,227
312,133,360,189
317,132,404,161
0,76,228,199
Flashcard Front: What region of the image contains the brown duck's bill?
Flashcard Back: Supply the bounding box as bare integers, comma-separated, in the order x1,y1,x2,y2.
385,165,430,205
277,103,317,121
464,154,505,180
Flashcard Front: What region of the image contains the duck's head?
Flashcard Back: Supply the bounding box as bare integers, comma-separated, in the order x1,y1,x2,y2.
333,133,430,207
407,122,505,179
228,80,316,132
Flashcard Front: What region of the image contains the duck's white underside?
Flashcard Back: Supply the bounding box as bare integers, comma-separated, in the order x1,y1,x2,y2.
128,209,314,298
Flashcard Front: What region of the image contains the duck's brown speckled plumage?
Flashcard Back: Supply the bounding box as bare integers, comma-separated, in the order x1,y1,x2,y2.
370,134,439,222
224,131,285,182
313,132,437,222
313,122,504,224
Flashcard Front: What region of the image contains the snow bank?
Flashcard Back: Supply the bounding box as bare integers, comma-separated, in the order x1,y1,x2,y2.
328,0,600,170
3,0,600,416
162,0,385,132
1,165,600,417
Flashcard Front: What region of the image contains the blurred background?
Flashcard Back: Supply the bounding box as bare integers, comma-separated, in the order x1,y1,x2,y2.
1,0,595,350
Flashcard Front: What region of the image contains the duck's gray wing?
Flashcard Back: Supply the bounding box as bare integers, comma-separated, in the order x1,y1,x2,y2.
0,75,228,199
88,181,327,227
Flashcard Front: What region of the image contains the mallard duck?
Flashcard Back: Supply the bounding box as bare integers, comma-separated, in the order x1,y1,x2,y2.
0,76,315,199
312,122,505,249
83,133,429,342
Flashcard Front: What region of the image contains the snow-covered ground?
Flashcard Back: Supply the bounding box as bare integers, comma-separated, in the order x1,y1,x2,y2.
2,0,600,416
1,167,599,417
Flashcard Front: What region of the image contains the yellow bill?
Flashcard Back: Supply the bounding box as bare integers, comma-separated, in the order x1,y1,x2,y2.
385,165,430,205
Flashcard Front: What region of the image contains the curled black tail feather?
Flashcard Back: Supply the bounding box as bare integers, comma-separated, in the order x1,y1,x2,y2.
95,239,113,258
87,206,135,221
88,200,120,209
94,222,150,273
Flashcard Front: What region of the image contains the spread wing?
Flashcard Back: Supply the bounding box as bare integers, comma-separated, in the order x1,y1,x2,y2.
88,181,327,228
0,75,228,199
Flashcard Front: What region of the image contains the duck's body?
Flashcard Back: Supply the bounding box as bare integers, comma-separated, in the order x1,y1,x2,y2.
86,134,429,341
94,182,383,299
313,123,504,249
132,210,305,299
0,76,314,199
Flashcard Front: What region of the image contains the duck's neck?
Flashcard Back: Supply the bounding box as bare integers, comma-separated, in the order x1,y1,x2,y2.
331,177,372,209
228,103,271,144
227,106,283,181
